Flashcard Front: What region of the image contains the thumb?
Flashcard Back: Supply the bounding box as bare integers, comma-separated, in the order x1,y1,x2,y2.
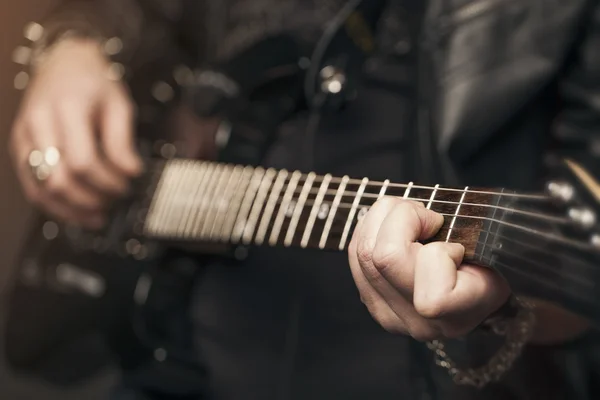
100,88,143,176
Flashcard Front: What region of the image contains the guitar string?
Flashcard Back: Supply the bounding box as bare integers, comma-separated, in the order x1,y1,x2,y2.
149,191,599,274
262,185,568,225
161,160,550,200
158,161,567,226
151,164,597,251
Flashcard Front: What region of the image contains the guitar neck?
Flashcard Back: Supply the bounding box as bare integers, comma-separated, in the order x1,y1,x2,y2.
132,158,600,325
139,159,527,263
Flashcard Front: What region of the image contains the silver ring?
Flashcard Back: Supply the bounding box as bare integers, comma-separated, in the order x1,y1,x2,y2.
28,146,60,182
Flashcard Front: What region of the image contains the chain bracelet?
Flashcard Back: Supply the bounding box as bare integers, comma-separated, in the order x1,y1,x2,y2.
426,297,536,389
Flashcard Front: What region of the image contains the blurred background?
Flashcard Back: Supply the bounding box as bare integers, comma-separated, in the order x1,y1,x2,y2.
0,1,116,398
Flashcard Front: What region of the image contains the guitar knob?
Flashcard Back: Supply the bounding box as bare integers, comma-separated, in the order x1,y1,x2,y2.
547,181,575,203
568,207,596,230
42,221,59,240
592,234,600,248
320,66,346,94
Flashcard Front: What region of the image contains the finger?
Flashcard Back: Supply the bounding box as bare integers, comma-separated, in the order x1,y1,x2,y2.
58,100,129,196
370,201,444,296
13,122,104,228
352,198,420,323
354,196,400,290
348,218,406,334
100,89,143,176
413,242,509,322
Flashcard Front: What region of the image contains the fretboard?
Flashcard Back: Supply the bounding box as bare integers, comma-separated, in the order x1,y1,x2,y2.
141,159,508,262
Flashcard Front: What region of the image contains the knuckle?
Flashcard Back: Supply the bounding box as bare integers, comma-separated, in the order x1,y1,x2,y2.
68,156,96,177
356,237,376,266
372,242,404,272
45,174,68,195
413,294,446,320
376,195,400,210
26,105,52,130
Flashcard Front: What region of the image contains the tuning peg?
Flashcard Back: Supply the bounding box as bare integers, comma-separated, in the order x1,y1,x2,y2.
547,181,575,203
568,207,597,230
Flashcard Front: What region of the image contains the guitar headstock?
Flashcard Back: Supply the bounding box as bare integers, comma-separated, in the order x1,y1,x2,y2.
546,158,600,246
488,157,600,325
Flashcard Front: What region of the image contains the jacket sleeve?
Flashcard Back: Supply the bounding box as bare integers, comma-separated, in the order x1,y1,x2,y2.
32,0,186,76
552,1,600,177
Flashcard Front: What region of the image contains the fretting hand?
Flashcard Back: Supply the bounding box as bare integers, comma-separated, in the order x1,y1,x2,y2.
348,197,511,340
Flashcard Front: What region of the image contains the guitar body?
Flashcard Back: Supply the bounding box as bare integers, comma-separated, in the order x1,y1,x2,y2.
3,33,311,385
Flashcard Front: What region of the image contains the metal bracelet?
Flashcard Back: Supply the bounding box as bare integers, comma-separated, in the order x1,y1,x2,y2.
426,297,536,389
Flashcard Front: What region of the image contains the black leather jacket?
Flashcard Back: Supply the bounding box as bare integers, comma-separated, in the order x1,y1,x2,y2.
37,0,600,187
24,0,600,399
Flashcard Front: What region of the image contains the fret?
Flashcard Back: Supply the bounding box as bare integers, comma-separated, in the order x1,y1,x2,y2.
165,160,196,237
231,167,266,244
427,184,440,209
269,171,302,246
144,161,178,235
188,163,220,238
208,165,244,240
301,174,332,248
403,182,414,199
242,168,277,245
446,186,469,242
152,160,182,236
219,166,255,242
177,161,206,236
319,175,350,249
339,177,369,250
284,172,316,247
255,169,289,245
378,179,390,200
199,164,231,239
180,162,210,237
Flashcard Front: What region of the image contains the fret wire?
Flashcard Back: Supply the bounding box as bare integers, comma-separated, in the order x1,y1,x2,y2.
231,167,266,244
219,166,255,242
144,162,173,235
403,181,413,199
278,186,568,225
269,170,302,246
201,164,234,238
301,174,332,248
197,164,229,239
427,184,439,209
446,186,469,242
208,165,244,240
255,169,289,245
165,160,195,237
339,177,369,250
250,170,546,201
320,175,350,249
327,201,595,252
284,172,316,247
378,179,390,200
242,168,277,245
151,160,180,236
192,164,224,237
184,162,214,237
175,160,202,236
180,162,209,237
